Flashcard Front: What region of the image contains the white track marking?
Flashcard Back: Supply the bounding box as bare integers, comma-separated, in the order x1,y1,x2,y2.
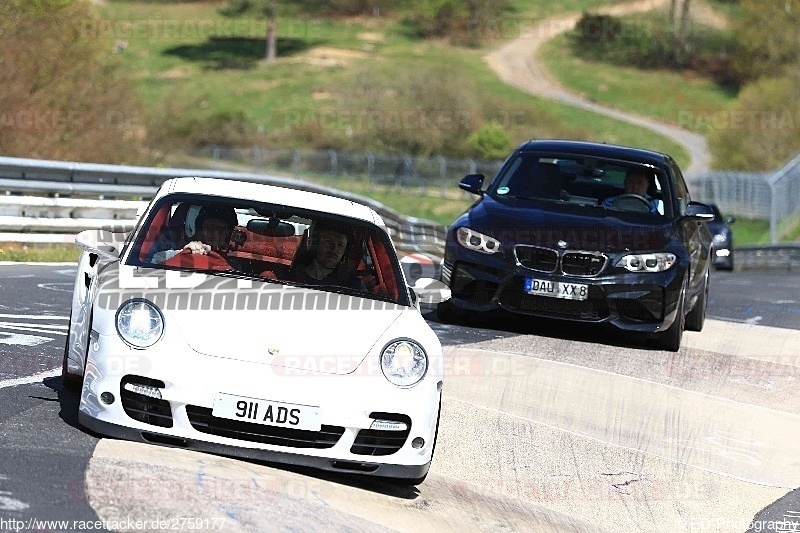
0,314,68,320
0,491,29,511
36,282,73,292
0,333,54,346
0,368,59,389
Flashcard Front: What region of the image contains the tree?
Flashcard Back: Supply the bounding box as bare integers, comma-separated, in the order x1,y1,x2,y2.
0,0,144,163
667,0,692,67
733,0,800,81
220,0,278,63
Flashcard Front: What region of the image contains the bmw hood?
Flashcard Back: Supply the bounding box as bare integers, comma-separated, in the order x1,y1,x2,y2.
467,196,674,252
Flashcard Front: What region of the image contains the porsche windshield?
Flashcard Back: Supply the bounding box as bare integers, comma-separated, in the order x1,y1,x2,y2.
126,195,408,305
488,152,673,217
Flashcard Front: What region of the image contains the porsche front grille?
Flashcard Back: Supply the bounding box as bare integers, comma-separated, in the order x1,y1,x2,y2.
185,406,344,449
120,376,172,428
351,413,411,456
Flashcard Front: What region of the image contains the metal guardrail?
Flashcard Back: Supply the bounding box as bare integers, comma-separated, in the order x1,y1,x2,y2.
0,155,795,272
0,155,445,255
735,244,800,272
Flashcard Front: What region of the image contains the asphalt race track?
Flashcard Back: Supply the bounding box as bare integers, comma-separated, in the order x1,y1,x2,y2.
1,263,799,532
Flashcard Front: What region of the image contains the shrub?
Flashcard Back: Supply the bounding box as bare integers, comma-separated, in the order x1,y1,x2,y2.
709,70,800,170
569,10,737,75
468,122,510,161
0,0,145,164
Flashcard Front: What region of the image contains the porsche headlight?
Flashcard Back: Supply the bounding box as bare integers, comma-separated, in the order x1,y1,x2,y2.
116,299,164,349
380,339,428,387
456,227,501,254
616,253,676,272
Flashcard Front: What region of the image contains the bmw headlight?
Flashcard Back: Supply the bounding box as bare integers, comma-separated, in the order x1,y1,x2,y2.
712,233,729,245
380,339,428,387
457,227,501,254
116,299,164,349
616,253,676,272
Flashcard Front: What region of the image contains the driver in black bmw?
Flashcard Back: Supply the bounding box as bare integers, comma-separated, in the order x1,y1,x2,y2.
602,167,660,213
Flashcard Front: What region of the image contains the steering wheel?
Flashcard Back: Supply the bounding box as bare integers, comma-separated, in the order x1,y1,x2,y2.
606,194,651,212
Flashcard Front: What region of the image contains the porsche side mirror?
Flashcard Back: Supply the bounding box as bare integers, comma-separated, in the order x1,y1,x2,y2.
412,278,451,305
75,229,121,261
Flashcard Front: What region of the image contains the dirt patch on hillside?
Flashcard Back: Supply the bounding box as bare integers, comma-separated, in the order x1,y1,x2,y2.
293,46,367,67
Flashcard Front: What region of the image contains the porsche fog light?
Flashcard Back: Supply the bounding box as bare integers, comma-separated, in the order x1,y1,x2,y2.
370,419,409,431
380,340,428,387
116,299,164,349
617,253,676,272
456,227,501,254
123,382,163,399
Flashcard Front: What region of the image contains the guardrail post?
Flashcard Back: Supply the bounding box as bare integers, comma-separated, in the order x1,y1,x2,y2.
292,150,301,176
366,152,375,190
438,156,447,198
770,179,777,244
329,150,338,176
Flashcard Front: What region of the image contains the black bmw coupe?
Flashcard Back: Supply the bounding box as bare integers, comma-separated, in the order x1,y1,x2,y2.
438,140,715,351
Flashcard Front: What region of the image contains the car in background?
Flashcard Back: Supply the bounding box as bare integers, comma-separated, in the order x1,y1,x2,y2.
437,140,714,351
707,204,735,270
62,177,448,484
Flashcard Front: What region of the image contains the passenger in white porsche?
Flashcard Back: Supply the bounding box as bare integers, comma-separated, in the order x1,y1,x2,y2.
288,223,365,291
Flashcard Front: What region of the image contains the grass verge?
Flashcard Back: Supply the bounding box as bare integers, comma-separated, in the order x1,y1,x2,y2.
0,243,81,263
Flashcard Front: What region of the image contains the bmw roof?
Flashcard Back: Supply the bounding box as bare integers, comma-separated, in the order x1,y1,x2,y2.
515,139,674,167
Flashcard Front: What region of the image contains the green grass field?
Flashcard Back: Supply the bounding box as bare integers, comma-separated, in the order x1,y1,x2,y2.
102,0,688,162
540,13,738,134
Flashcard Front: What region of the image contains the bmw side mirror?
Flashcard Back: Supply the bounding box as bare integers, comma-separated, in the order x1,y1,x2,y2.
726,216,736,225
459,174,485,196
685,201,714,221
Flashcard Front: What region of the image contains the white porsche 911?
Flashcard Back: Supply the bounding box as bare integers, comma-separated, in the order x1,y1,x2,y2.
62,177,449,484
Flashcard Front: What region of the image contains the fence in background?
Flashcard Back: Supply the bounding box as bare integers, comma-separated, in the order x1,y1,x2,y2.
195,146,800,244
2,145,800,247
693,154,800,243
189,146,505,198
